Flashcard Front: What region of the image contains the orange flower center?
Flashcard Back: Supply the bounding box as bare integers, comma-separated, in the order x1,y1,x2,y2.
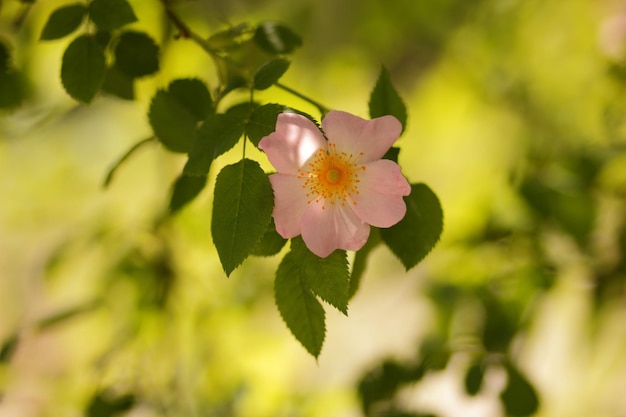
299,143,365,207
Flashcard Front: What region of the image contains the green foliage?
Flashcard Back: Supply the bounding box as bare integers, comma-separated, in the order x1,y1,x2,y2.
88,0,137,31
184,113,245,176
464,362,485,396
102,65,134,100
500,363,540,417
0,335,19,364
380,183,443,270
349,228,381,299
254,21,302,54
0,70,24,109
61,35,106,103
114,31,160,78
169,174,207,213
86,391,135,417
369,67,408,131
246,103,285,146
211,159,274,276
251,219,287,256
40,4,87,40
254,58,290,90
149,79,212,153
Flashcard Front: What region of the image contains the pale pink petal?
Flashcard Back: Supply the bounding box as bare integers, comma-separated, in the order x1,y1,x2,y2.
351,159,411,228
300,202,370,257
258,113,326,175
322,111,402,163
269,173,308,238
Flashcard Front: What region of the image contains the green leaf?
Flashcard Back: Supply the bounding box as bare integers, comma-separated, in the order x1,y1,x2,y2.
369,67,408,132
254,58,290,90
349,228,382,299
0,70,24,109
169,78,213,120
380,183,443,270
212,159,274,276
500,363,540,417
0,334,18,363
0,41,10,72
246,103,284,146
183,113,245,176
114,31,159,78
95,30,112,48
102,65,134,100
254,21,302,54
251,218,287,257
275,249,326,357
149,89,197,153
40,4,87,40
86,392,135,417
61,35,106,103
290,237,350,314
464,362,485,396
88,0,137,31
169,174,207,213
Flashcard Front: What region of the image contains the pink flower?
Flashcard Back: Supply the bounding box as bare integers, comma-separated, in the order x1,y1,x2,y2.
258,110,411,258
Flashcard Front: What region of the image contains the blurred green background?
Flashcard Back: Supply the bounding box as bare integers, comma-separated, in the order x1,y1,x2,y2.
1,0,626,416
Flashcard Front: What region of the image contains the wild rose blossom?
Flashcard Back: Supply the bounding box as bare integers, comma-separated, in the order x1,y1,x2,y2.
258,110,411,258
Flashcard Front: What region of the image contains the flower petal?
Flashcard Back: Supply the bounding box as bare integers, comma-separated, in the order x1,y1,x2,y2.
322,111,402,163
300,202,370,257
259,113,326,175
352,159,411,228
268,173,308,238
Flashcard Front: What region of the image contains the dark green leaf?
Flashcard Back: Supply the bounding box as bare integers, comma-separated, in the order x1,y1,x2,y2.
349,228,382,299
464,362,485,396
168,78,213,120
148,89,196,152
212,159,274,276
380,183,443,270
40,4,87,40
88,0,137,31
500,363,540,417
254,58,290,90
61,35,106,103
383,146,400,163
251,218,287,257
0,334,19,363
0,70,24,109
254,21,302,54
114,31,159,78
246,103,284,146
369,67,408,132
94,30,112,48
87,391,135,417
0,41,10,72
183,113,245,176
275,248,326,357
169,174,207,212
102,65,134,100
290,237,350,314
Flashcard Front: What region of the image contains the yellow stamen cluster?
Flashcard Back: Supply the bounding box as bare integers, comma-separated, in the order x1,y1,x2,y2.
298,143,365,208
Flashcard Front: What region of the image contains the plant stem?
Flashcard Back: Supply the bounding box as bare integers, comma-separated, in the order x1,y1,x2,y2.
276,83,330,116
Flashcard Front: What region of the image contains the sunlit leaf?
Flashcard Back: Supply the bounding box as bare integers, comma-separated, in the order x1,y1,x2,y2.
369,66,408,131
88,0,137,31
275,248,325,357
183,113,245,176
246,103,284,146
212,159,273,276
380,183,443,270
169,174,207,213
114,31,159,78
61,35,106,103
254,58,290,90
102,65,134,100
40,4,87,40
500,363,540,417
168,78,213,120
254,21,302,54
